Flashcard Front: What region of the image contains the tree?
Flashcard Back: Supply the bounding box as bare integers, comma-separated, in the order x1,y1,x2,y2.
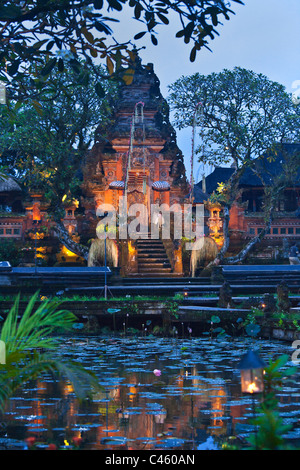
0,61,119,259
168,67,300,264
0,0,243,99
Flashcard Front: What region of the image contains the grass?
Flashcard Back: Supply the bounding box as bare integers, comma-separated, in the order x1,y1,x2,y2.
0,294,179,303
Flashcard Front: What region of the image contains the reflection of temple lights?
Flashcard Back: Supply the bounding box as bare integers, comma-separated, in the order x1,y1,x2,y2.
154,411,166,424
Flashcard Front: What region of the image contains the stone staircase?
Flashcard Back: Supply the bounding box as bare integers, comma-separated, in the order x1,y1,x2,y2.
136,238,174,277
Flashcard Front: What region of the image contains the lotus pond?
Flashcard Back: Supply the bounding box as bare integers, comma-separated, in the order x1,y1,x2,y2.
1,335,300,450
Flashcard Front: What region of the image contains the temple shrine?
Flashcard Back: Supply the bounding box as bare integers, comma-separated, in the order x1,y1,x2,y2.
80,57,190,276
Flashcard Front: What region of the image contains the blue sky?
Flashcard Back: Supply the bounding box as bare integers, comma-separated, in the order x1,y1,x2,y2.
112,0,300,182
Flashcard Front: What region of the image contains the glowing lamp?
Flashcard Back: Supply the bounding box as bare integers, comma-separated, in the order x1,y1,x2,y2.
238,349,265,394
152,181,170,192
109,180,125,190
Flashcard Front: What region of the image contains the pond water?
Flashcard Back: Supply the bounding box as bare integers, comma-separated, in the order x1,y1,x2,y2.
1,335,300,450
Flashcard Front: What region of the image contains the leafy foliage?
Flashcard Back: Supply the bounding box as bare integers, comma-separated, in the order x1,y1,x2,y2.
0,239,22,266
168,67,300,169
0,1,243,99
0,291,76,353
0,61,118,221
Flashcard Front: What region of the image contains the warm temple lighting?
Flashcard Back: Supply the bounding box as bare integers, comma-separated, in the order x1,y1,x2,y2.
238,349,265,394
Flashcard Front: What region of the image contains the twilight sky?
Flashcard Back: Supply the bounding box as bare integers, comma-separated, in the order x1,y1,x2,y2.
111,0,300,182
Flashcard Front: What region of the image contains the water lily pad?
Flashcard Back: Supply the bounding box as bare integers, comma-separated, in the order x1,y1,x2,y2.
72,323,84,329
245,323,261,337
156,438,186,448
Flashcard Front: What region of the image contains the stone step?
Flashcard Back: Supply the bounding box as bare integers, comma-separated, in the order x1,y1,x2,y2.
136,237,173,275
138,253,168,258
138,262,171,269
128,272,180,278
138,269,172,274
138,264,171,269
136,239,164,242
136,240,164,248
137,247,166,253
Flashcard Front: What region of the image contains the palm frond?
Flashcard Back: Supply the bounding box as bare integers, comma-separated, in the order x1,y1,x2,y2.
0,291,77,354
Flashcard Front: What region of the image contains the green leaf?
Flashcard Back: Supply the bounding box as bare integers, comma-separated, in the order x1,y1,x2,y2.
93,0,103,8
122,68,135,85
95,82,105,98
211,315,220,323
134,31,146,40
190,45,197,62
107,0,123,11
245,323,260,337
40,58,57,76
151,34,158,45
134,3,143,19
106,56,114,75
58,58,64,72
157,13,169,25
46,40,55,52
32,39,48,50
82,27,94,44
107,308,121,313
32,100,43,116
8,60,20,76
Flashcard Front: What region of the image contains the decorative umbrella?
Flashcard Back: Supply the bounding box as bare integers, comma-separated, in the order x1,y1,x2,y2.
152,180,170,192
109,180,125,190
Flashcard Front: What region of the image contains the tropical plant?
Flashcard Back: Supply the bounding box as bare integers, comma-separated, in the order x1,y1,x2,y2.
0,291,101,409
0,239,22,266
246,354,297,450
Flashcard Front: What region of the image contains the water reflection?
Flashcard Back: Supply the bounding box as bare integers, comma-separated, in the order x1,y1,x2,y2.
1,336,300,450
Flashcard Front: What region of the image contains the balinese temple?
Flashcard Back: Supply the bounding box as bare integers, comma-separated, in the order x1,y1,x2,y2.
82,58,188,218
80,57,190,276
1,57,300,273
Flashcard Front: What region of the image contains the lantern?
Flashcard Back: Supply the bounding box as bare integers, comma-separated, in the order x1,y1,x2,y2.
238,349,265,394
109,180,125,190
152,181,170,192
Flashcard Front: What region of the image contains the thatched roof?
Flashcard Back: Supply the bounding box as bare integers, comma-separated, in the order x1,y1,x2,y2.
0,176,21,192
